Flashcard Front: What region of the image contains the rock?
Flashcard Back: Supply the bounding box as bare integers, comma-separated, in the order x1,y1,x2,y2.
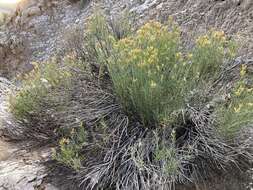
22,6,42,18
130,0,158,14
241,0,253,10
0,79,59,190
0,160,43,190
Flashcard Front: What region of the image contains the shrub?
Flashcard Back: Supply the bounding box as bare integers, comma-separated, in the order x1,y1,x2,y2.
154,129,187,178
86,12,113,64
108,11,134,40
10,59,72,120
216,64,253,139
53,123,87,170
107,20,236,127
192,31,236,80
7,57,75,143
63,11,134,83
80,11,133,81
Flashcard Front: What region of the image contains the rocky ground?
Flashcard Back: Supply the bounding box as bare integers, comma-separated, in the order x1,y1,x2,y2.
0,77,59,190
0,0,253,189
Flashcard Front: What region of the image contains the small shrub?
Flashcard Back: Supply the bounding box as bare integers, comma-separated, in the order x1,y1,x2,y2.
53,123,87,170
10,59,72,120
216,64,253,139
108,11,134,40
155,146,179,176
86,12,112,64
83,11,133,82
191,30,237,81
154,129,182,176
7,57,77,143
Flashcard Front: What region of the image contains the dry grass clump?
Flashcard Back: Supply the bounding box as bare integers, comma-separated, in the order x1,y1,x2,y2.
8,13,253,190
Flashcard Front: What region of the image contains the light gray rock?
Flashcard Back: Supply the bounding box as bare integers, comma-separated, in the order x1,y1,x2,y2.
242,0,253,10
0,79,58,190
22,6,41,18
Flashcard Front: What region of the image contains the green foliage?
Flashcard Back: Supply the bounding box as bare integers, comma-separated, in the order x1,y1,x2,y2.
108,11,134,40
85,11,134,81
155,146,179,175
154,129,180,176
191,30,237,81
53,123,87,170
105,20,236,126
86,12,112,64
216,64,253,139
9,58,72,120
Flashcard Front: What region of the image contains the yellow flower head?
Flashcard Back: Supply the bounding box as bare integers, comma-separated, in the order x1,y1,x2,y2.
212,31,226,41
187,53,193,59
147,47,158,65
137,21,164,39
150,80,157,88
133,78,137,83
235,85,245,97
175,52,182,60
234,104,243,113
247,88,253,93
60,138,70,145
131,48,142,60
117,38,134,48
247,103,253,107
196,35,211,47
240,64,247,77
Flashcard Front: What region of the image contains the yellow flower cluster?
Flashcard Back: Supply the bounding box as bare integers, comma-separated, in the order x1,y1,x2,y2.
196,35,211,47
234,102,253,113
118,38,134,47
196,31,227,48
240,64,247,77
212,31,226,41
235,85,245,97
175,52,182,60
60,138,70,145
187,53,193,59
146,46,159,65
234,104,243,113
150,80,157,88
137,21,164,37
131,48,142,60
31,61,39,70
